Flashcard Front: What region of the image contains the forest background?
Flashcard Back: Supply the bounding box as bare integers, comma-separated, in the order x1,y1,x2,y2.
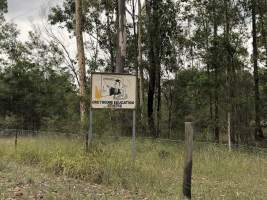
1,0,267,145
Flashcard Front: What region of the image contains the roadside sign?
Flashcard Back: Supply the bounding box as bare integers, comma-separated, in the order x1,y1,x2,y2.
91,73,136,109
89,73,137,160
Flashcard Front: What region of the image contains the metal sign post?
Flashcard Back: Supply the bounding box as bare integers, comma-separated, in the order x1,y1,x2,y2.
88,107,93,150
132,110,136,161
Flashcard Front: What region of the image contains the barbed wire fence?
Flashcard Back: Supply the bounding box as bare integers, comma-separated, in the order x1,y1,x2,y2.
1,128,267,155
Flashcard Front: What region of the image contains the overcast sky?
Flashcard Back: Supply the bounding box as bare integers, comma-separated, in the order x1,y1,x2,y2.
5,0,63,41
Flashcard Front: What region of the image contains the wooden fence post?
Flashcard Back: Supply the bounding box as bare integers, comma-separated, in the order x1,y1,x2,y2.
14,130,18,151
183,122,194,199
227,112,231,151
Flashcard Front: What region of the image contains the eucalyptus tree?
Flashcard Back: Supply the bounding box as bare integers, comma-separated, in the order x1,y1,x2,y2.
258,0,267,122
252,0,264,139
102,0,117,72
191,0,213,123
144,0,163,137
137,0,144,113
157,0,180,136
116,0,126,72
190,0,250,143
221,0,252,143
74,0,88,146
49,0,117,72
258,0,267,67
191,0,225,142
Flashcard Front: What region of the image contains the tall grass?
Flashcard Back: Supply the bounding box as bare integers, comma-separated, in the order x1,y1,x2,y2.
0,136,266,199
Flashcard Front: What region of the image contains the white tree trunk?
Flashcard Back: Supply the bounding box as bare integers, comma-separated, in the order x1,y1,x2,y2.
116,0,127,73
75,0,86,125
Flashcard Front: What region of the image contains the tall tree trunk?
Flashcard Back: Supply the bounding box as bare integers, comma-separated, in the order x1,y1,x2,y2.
225,0,232,145
224,0,236,144
168,106,172,138
252,0,264,140
145,0,161,138
115,0,127,136
105,1,115,72
116,0,126,73
155,17,161,138
145,0,156,137
167,83,173,139
137,0,145,136
138,0,144,108
155,65,161,138
75,0,87,147
206,60,213,120
213,0,220,143
259,0,267,70
147,62,156,137
205,18,213,130
132,0,140,114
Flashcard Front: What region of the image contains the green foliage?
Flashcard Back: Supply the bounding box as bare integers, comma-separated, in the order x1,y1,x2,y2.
0,26,79,130
0,16,21,65
49,0,117,70
0,0,267,142
159,0,180,71
0,60,78,130
0,0,7,13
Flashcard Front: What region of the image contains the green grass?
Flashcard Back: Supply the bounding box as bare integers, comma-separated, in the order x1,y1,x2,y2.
0,136,267,199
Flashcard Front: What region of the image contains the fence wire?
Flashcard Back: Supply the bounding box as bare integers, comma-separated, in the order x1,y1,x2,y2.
0,128,267,155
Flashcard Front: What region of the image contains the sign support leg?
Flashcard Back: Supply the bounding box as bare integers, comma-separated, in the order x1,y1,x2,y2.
88,108,93,150
132,110,136,161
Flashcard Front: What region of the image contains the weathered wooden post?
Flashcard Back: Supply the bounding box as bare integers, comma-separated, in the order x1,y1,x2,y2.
14,129,18,151
183,121,194,199
227,112,231,151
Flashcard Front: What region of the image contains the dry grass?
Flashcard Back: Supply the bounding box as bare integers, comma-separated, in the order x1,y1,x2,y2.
0,136,266,199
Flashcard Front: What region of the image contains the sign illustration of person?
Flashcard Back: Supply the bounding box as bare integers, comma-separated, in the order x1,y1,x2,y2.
110,79,127,100
101,78,128,100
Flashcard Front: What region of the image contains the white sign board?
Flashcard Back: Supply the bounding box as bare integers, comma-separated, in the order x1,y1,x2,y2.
91,73,136,109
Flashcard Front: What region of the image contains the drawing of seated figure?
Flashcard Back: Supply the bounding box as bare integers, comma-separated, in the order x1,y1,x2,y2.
111,79,127,100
